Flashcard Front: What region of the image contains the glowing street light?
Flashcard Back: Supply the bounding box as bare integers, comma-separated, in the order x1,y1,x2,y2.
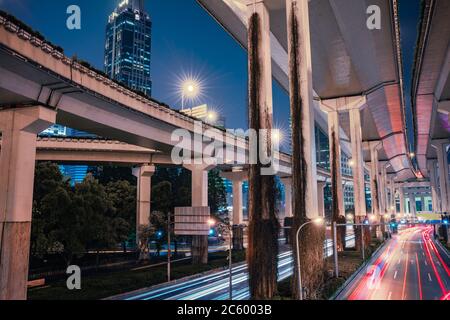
348,159,355,168
206,111,218,124
180,79,201,110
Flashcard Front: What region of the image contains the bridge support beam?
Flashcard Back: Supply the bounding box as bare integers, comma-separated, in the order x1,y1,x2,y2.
184,163,216,265
427,159,440,212
398,186,405,216
0,106,56,300
432,140,450,213
221,169,248,225
132,164,156,252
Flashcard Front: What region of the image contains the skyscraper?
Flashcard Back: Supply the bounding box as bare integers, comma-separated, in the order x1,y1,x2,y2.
104,0,152,96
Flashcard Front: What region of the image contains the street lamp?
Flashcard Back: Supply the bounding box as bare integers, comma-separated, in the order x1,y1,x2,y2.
295,217,324,300
180,79,201,110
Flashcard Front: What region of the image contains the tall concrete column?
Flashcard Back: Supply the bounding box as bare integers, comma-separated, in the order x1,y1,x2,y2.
399,186,405,216
319,103,344,220
132,164,156,245
286,0,321,299
387,175,396,215
427,159,440,212
348,102,367,218
221,169,248,225
286,0,318,219
368,142,382,216
432,140,450,213
184,162,215,264
379,162,389,215
0,106,56,300
280,177,293,218
410,193,417,219
317,181,327,218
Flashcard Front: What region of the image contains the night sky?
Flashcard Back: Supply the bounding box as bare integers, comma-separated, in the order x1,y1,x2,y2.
0,0,421,144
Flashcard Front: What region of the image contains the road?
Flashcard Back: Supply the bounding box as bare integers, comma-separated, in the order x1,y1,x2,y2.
337,226,450,300
115,235,355,300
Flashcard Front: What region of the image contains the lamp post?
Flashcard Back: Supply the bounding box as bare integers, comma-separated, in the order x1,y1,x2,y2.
295,217,324,300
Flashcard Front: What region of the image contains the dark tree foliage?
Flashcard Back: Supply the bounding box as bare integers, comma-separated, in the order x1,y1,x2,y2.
31,162,136,265
208,169,228,215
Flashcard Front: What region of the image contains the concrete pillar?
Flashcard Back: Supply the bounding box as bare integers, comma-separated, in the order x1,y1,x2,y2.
319,104,344,219
0,106,56,300
399,186,405,216
132,164,156,243
433,140,450,213
184,162,216,264
387,175,396,215
427,159,440,212
410,194,417,219
286,0,319,219
184,163,216,207
368,142,382,216
349,105,368,218
280,177,293,218
221,169,248,225
317,181,327,218
379,162,388,215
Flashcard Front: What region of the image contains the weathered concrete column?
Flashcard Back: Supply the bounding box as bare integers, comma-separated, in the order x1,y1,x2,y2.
368,142,382,216
432,140,450,213
0,106,56,300
427,159,440,212
286,0,321,299
319,102,344,220
220,169,248,225
379,162,389,215
399,186,405,216
410,193,417,219
387,174,396,215
132,164,156,245
317,181,327,218
348,100,367,218
280,177,293,218
184,162,216,264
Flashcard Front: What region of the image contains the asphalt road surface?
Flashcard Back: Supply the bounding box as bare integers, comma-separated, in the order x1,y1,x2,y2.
337,225,450,300
116,236,355,300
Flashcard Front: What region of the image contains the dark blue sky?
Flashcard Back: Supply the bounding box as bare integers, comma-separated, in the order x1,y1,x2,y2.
0,0,420,142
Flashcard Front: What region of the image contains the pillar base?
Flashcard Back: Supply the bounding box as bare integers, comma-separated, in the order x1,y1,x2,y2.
0,222,31,300
232,225,245,251
191,235,208,265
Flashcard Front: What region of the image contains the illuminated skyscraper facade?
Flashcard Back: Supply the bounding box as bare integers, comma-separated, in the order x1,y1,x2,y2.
104,0,152,96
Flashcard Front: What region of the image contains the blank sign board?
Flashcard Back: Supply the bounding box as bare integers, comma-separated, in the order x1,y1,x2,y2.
174,207,210,236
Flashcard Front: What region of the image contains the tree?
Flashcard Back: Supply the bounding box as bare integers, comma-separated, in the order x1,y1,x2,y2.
208,169,228,215
31,162,72,259
105,180,136,252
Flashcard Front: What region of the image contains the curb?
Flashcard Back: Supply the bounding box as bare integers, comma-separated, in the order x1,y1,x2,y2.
329,239,390,300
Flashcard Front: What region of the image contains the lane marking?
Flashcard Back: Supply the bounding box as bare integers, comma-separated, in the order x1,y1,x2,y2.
428,273,432,282
394,270,398,280
424,260,428,266
387,291,392,300
416,253,423,300
401,250,409,300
